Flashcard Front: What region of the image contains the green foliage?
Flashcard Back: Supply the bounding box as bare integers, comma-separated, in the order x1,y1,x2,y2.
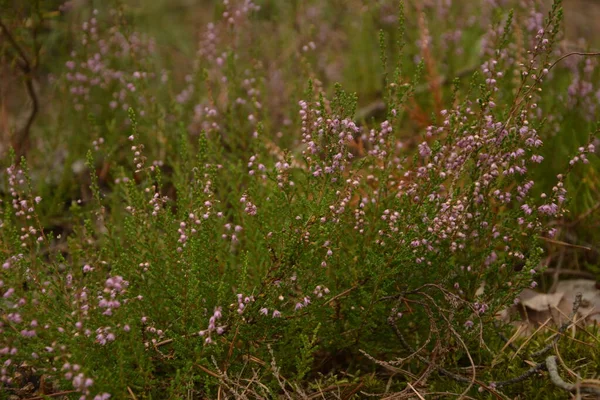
0,0,599,399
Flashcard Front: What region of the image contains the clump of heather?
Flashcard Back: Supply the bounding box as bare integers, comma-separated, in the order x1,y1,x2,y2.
63,9,157,114
1,0,599,398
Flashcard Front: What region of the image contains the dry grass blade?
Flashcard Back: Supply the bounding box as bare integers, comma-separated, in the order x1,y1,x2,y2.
195,363,221,379
553,342,582,381
511,318,552,361
493,324,526,365
406,381,426,400
127,386,139,400
23,390,78,400
539,237,592,251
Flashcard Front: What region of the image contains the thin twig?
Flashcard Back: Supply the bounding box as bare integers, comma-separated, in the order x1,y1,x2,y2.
552,342,581,381
127,386,139,400
323,284,360,306
494,362,546,388
0,18,31,65
22,390,78,399
342,381,364,400
195,363,221,379
417,291,478,397
493,321,519,353
406,382,426,400
387,311,503,400
546,356,600,395
388,314,470,384
547,52,600,72
563,231,599,254
538,236,591,251
0,17,39,157
306,383,354,399
567,201,600,227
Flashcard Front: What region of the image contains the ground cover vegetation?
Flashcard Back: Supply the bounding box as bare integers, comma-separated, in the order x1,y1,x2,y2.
1,0,600,398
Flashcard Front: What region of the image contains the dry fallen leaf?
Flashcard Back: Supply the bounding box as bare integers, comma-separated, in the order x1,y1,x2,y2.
519,289,564,312
497,279,600,335
555,279,600,325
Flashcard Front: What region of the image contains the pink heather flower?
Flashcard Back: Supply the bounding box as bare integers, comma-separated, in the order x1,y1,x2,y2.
20,329,36,338
530,155,543,163
213,307,222,318
538,203,558,215
272,310,281,318
7,313,21,323
520,204,532,215
418,142,431,157
73,375,83,388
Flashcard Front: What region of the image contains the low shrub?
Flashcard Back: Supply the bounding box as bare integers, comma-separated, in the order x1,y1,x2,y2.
1,0,599,398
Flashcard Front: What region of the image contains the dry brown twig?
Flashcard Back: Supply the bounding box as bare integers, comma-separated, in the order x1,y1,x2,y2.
127,386,139,400
384,291,503,399
546,356,600,396
0,16,39,157
416,291,479,398
377,285,599,399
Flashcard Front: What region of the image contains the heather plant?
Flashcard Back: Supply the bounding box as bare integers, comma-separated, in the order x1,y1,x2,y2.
1,0,600,399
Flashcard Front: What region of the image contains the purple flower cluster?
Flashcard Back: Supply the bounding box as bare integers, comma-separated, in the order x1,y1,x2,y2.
64,10,157,114
199,307,226,344
97,275,129,317
299,100,359,180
